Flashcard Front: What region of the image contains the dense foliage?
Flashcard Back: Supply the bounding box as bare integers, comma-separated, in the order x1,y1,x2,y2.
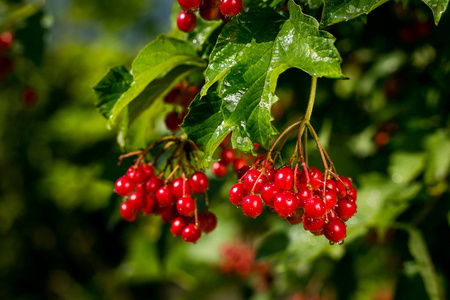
1,0,449,299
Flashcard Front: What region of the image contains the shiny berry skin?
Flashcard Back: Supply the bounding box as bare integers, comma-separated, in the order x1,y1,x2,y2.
115,176,135,196
322,189,337,211
142,164,155,179
260,183,280,207
265,168,277,183
347,186,357,201
335,198,357,220
198,211,217,233
170,177,191,198
304,196,326,219
229,183,248,206
189,172,209,193
296,183,312,208
144,176,164,194
156,186,175,206
303,215,326,232
177,11,197,33
236,164,250,180
127,166,147,184
128,192,146,212
143,194,157,214
243,169,268,194
220,0,242,17
221,148,236,165
323,218,346,243
241,195,263,218
182,224,202,243
171,217,188,236
300,167,323,190
120,202,137,222
274,191,298,219
177,196,196,217
177,0,201,10
212,162,228,177
275,167,294,190
233,158,247,173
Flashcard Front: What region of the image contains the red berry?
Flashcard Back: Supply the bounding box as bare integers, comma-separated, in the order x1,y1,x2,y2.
190,172,209,193
261,183,281,207
212,162,228,177
171,217,188,236
303,215,326,232
347,186,357,201
164,84,183,103
233,158,247,173
243,169,268,194
0,31,13,49
144,176,164,194
142,164,155,179
265,168,277,183
177,0,201,10
335,198,357,220
275,167,295,190
115,176,135,196
323,218,346,243
221,148,236,165
120,202,137,222
229,183,248,206
236,164,250,180
286,208,304,225
177,196,196,217
143,194,157,214
156,186,175,206
304,197,326,219
182,224,201,243
241,195,263,218
322,189,337,211
220,0,242,17
170,177,191,198
300,168,323,190
126,166,146,184
199,1,221,20
198,211,217,233
177,11,197,33
165,111,182,131
296,183,312,208
274,191,298,219
128,192,146,212
158,205,179,224
323,179,337,192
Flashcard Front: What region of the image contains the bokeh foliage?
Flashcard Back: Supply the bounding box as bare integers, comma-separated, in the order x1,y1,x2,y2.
1,0,449,299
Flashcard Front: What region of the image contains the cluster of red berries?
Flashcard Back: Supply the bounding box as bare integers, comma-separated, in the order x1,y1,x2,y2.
115,162,217,243
176,0,244,33
0,31,14,81
164,82,200,132
229,161,357,244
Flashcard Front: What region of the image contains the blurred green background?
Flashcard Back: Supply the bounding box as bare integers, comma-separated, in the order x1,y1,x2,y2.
0,0,449,299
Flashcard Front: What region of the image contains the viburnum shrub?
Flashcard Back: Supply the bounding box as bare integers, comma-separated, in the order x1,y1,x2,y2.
113,135,216,243
94,0,447,247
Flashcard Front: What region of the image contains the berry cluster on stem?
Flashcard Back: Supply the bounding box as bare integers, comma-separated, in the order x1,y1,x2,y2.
176,0,244,33
227,77,358,245
114,135,217,243
164,81,200,132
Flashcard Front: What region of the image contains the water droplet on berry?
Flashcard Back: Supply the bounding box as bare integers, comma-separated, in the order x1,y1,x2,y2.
329,241,335,245
337,240,344,245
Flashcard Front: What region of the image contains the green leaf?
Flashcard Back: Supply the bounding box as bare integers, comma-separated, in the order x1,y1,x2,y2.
321,0,390,27
109,35,206,125
200,0,344,157
421,0,449,25
388,152,426,185
181,91,232,167
424,129,450,186
93,65,133,120
395,224,444,300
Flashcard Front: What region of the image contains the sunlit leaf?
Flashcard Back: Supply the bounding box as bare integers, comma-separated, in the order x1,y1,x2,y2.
421,0,449,24
321,0,390,27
